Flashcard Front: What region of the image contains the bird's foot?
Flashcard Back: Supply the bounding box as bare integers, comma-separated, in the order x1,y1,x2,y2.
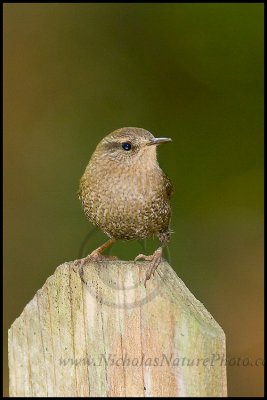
89,251,118,262
134,254,154,262
73,252,118,283
134,248,162,287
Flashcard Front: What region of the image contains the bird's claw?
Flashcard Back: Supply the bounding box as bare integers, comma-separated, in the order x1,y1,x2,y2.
134,253,154,262
73,252,118,284
135,248,162,287
72,258,87,283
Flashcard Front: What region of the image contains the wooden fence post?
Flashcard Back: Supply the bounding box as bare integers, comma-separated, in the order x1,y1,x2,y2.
8,260,227,397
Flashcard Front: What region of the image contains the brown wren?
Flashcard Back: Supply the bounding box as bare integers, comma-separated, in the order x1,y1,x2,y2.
76,127,173,286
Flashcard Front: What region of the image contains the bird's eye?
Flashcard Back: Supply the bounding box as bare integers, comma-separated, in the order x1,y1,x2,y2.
122,142,132,151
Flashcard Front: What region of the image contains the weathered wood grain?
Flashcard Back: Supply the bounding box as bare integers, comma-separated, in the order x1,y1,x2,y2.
8,260,227,397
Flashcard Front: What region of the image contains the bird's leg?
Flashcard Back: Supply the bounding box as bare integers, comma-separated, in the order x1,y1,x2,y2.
89,238,117,261
135,247,162,287
74,238,117,282
134,232,170,287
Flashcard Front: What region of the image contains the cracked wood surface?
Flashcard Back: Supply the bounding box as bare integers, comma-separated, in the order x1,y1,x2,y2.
8,260,227,397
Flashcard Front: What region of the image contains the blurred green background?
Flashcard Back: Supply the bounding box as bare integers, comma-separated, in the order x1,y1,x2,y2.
4,3,263,397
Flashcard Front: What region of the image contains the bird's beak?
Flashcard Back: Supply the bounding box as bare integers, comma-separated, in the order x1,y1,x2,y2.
147,137,172,146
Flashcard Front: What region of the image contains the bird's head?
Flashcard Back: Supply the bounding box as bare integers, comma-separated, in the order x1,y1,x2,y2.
92,127,172,168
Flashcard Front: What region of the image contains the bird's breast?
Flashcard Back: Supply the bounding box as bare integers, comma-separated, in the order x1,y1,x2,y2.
80,166,171,240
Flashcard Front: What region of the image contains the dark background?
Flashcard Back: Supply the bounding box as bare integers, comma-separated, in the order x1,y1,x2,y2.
4,3,264,396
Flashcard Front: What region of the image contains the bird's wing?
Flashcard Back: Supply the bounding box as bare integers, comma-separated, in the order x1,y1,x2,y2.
163,172,174,199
